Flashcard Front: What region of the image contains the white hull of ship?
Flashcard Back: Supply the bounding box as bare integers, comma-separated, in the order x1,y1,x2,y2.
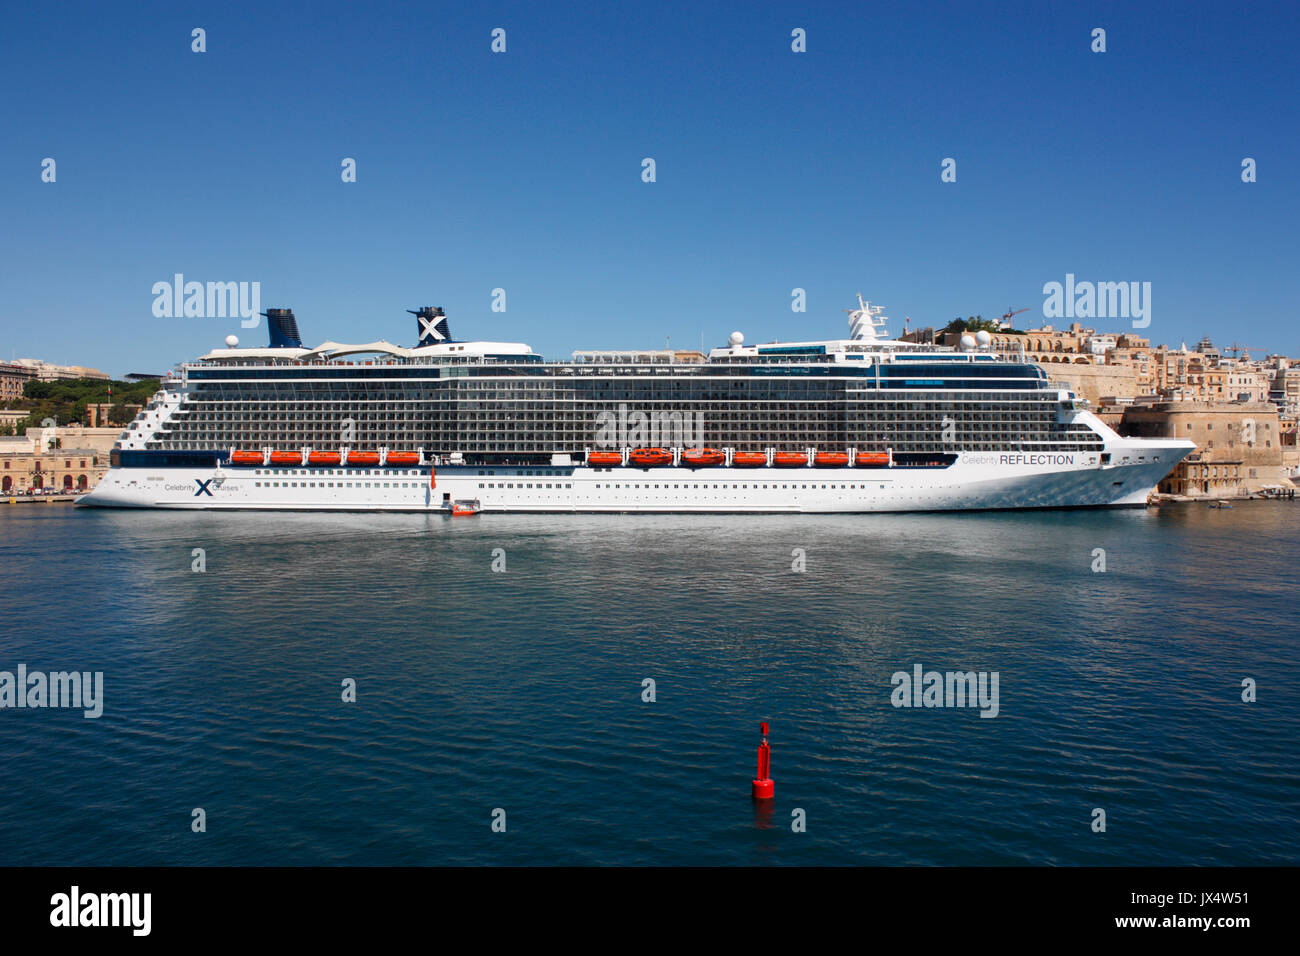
78,442,1193,513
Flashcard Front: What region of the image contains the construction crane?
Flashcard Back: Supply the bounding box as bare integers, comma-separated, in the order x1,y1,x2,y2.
998,307,1030,327
1222,343,1264,359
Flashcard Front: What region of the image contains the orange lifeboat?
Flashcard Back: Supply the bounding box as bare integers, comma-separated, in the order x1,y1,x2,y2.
681,448,724,467
628,447,672,467
815,451,850,467
731,452,767,467
774,452,808,467
348,452,380,466
857,451,890,466
587,451,622,467
268,451,302,466
229,451,263,466
385,452,419,466
308,451,341,466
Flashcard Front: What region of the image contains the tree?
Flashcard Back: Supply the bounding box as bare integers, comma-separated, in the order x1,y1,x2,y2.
946,315,1000,334
10,377,158,431
945,315,1025,335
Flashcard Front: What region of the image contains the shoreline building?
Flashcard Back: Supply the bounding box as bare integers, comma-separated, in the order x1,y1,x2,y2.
0,439,106,495
6,358,110,382
0,424,121,495
0,363,35,403
1120,400,1285,497
28,424,124,455
1265,359,1300,421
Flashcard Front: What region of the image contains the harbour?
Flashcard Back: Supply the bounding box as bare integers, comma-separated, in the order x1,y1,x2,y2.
2,499,1296,866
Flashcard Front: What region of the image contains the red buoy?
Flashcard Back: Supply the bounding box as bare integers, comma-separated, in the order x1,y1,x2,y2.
752,721,774,800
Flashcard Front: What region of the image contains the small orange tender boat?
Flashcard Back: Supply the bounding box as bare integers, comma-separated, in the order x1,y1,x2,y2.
681,448,724,467
229,451,263,466
308,451,342,466
587,451,623,467
815,452,850,467
268,451,302,465
857,451,890,466
628,447,672,467
731,452,767,467
773,452,808,467
347,452,380,466
385,452,419,466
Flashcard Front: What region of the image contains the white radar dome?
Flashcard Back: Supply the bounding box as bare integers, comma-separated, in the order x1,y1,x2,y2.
974,330,992,347
959,333,976,351
225,334,239,348
729,331,744,347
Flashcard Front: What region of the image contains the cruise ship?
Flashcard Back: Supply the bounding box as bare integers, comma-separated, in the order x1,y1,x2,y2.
78,296,1194,513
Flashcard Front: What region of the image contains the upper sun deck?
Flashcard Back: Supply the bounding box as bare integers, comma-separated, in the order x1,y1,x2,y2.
196,339,539,367
185,295,1031,373
189,339,1026,374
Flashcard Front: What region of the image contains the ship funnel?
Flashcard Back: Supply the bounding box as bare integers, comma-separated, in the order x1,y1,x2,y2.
410,306,452,346
263,308,303,348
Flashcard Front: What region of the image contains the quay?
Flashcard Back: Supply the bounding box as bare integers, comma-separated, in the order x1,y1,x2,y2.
6,494,79,505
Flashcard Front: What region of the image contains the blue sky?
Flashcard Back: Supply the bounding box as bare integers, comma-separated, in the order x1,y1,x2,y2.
3,0,1297,376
